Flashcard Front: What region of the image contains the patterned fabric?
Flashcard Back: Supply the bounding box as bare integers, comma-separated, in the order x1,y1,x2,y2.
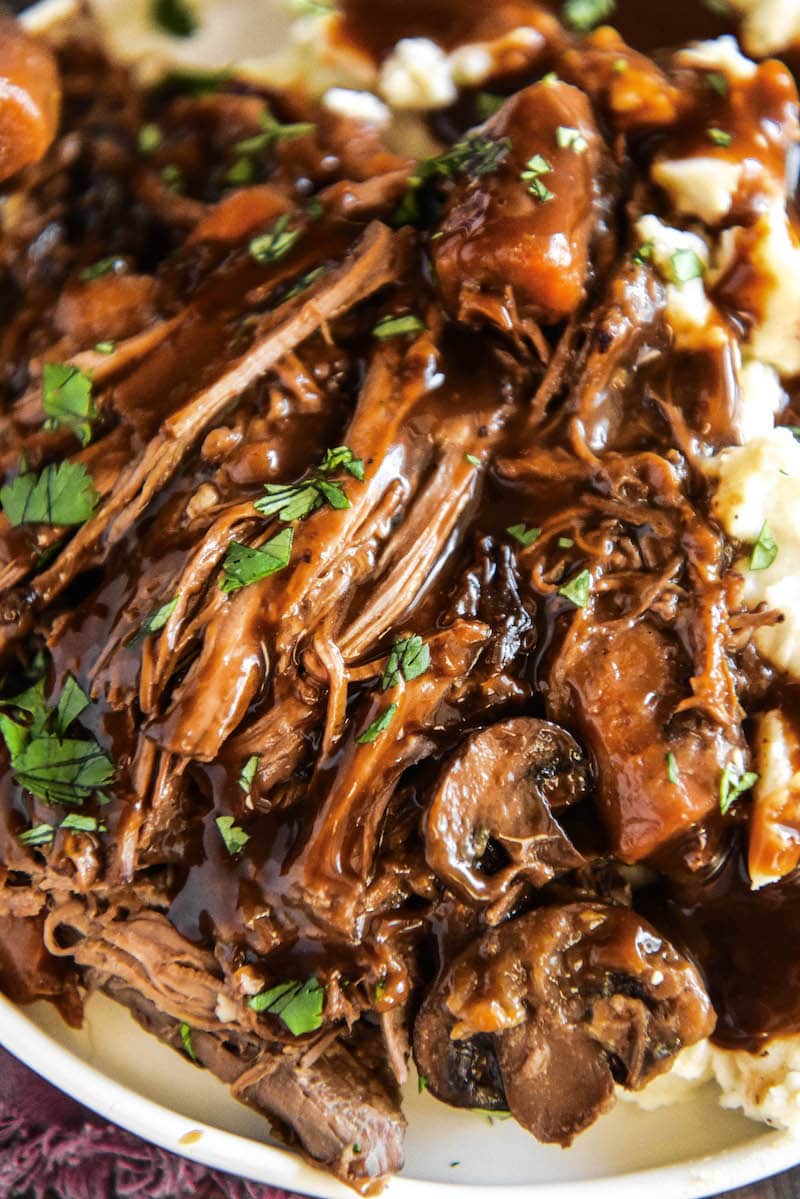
0,1047,296,1199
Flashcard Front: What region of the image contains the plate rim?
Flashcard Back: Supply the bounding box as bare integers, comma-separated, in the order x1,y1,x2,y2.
10,1,800,1195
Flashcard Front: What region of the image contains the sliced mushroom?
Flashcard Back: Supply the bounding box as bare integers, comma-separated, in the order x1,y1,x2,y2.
423,718,588,904
414,903,714,1144
414,987,507,1111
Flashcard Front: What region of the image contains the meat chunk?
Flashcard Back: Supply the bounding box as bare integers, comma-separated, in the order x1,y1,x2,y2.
424,717,587,904
548,619,747,863
560,28,681,133
413,903,714,1144
0,19,60,183
432,81,605,326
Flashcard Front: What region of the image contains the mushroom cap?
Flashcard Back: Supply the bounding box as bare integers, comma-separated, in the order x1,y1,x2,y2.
424,717,588,904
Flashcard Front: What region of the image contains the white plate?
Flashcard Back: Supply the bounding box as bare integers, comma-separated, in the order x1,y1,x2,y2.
5,2,800,1195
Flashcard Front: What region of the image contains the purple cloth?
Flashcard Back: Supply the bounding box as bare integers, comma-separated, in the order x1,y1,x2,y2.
0,1046,301,1199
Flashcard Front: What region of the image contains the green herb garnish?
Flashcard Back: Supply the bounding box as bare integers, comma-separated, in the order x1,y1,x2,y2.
42,364,97,447
521,154,554,202
225,156,255,186
94,341,116,355
562,0,616,32
249,214,300,265
248,977,325,1035
418,1073,427,1093
220,529,294,593
215,814,251,856
161,163,184,192
667,249,705,284
666,751,679,785
238,754,259,795
708,127,733,146
373,314,427,339
180,1022,198,1061
465,453,482,468
632,241,654,266
476,92,505,119
151,0,197,37
558,536,575,548
750,521,778,572
138,123,163,155
357,703,398,745
60,813,106,834
137,595,179,640
556,125,589,153
55,676,90,738
254,447,363,522
507,523,541,547
234,109,315,158
719,766,759,815
559,568,592,608
394,133,512,226
706,71,729,96
18,824,56,848
79,257,124,283
381,636,430,691
1,462,99,528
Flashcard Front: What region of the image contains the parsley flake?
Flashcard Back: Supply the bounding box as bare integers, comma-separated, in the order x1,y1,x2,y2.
60,813,106,834
559,568,592,608
749,521,778,572
465,453,482,468
394,134,511,225
226,156,255,186
521,153,554,201
161,163,183,192
558,536,575,548
556,125,589,153
706,71,729,96
254,448,363,522
220,529,294,593
1,462,99,528
238,754,259,795
632,241,654,266
507,523,541,547
357,703,398,745
562,0,616,33
249,214,300,265
216,814,251,856
476,92,505,119
667,249,705,284
138,123,163,154
18,823,55,848
720,766,759,815
666,751,680,785
79,257,124,283
248,977,325,1035
55,676,90,738
708,126,733,147
42,364,97,447
283,266,326,302
235,109,315,159
151,0,197,37
418,1073,427,1093
137,595,179,640
94,341,116,355
381,636,430,691
373,314,427,339
179,1022,198,1061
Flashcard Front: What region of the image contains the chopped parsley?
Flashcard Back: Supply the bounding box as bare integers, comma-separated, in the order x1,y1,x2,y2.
238,754,259,795
556,125,589,154
381,636,430,691
94,341,117,355
283,266,326,302
225,156,255,186
476,92,505,119
220,529,294,593
0,673,113,808
373,314,427,339
632,241,654,266
1,462,99,528
161,163,184,192
719,766,759,815
234,108,315,158
749,521,778,572
706,71,729,96
708,127,733,147
394,133,512,225
60,813,106,834
558,536,575,548
137,123,163,155
465,453,482,468
521,154,554,202
18,823,56,848
254,447,363,522
249,214,300,265
248,977,325,1036
357,703,398,745
151,0,198,37
136,595,179,640
162,66,231,95
666,751,680,785
507,523,541,547
79,257,125,282
215,814,251,856
562,0,616,33
667,249,705,284
179,1022,198,1062
418,1073,427,1093
559,568,592,608
42,364,97,447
